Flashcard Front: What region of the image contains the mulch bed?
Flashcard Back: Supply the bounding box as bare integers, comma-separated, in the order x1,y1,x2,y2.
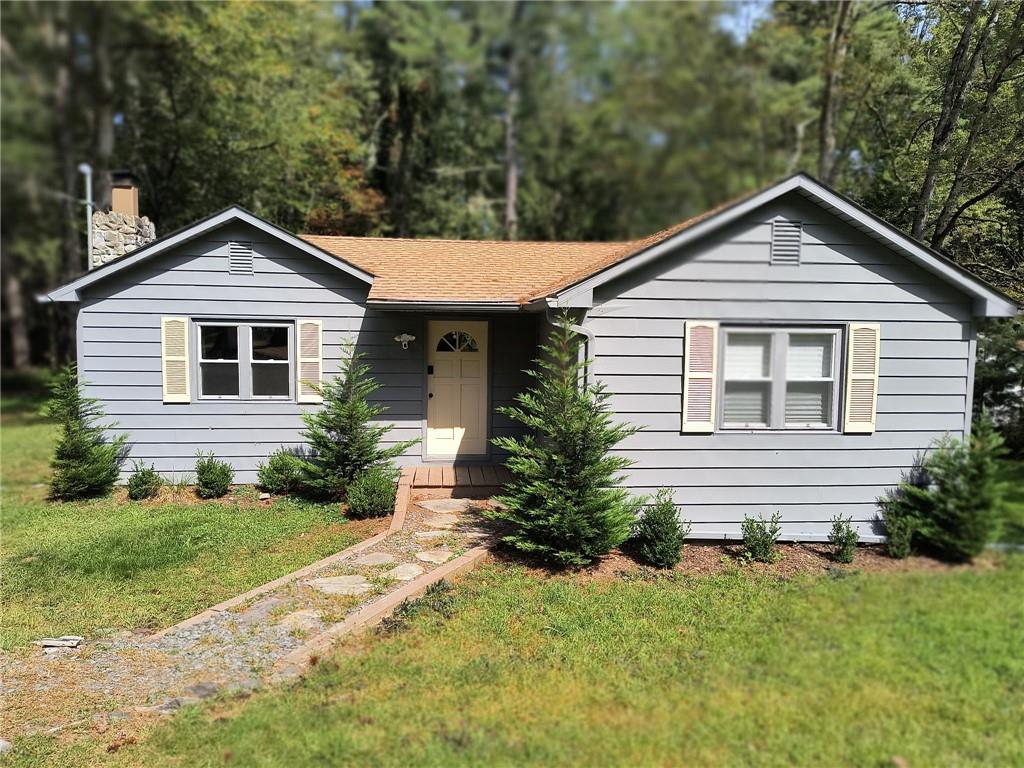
489,540,988,582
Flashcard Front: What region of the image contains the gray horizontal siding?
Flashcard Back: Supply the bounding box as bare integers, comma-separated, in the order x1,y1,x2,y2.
79,220,535,482
587,192,976,538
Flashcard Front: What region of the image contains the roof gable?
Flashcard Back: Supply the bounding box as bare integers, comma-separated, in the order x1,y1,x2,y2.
545,173,1018,317
46,206,374,302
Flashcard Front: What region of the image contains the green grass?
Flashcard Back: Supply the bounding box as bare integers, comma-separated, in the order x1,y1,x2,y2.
0,392,376,650
999,460,1024,545
27,558,1007,767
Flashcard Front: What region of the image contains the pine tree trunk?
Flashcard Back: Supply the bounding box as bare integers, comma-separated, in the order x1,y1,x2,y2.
3,267,31,370
817,0,852,185
504,1,525,242
91,6,114,211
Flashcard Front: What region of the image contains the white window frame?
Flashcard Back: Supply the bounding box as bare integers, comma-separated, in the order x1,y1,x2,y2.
717,325,843,432
194,321,294,401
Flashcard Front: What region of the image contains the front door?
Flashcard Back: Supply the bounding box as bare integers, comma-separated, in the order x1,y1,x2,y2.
426,320,488,456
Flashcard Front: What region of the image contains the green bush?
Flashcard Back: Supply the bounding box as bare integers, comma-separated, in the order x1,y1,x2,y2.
633,489,690,569
195,452,234,499
45,364,128,501
741,512,782,563
487,313,642,567
127,461,163,500
877,463,927,559
828,515,858,564
297,346,418,501
346,465,399,518
879,418,1007,562
257,449,305,495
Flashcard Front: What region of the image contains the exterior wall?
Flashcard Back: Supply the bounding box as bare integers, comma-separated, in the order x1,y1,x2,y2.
585,192,976,541
77,221,537,483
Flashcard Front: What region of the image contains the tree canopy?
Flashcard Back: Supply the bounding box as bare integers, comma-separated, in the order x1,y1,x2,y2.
2,0,1021,367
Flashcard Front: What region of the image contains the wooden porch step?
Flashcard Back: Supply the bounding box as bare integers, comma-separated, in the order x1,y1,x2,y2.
409,464,510,489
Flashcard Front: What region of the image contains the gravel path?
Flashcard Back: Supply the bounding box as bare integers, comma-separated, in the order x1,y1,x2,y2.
1,496,498,738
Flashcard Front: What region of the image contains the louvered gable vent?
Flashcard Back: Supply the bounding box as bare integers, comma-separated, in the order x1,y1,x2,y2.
770,220,802,266
228,241,254,275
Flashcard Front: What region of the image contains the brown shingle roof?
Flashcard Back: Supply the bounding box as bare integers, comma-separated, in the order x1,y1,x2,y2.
301,187,762,305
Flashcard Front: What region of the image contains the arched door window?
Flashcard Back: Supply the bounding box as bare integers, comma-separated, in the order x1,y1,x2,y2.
435,331,479,352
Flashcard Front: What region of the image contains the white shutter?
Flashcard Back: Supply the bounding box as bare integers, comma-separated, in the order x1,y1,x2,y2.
682,320,719,433
161,316,190,403
297,319,323,404
843,323,880,433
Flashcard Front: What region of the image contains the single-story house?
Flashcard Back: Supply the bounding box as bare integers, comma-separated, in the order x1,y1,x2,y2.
46,173,1018,541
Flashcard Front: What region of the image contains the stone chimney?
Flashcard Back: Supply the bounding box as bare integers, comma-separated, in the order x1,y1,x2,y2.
91,171,156,268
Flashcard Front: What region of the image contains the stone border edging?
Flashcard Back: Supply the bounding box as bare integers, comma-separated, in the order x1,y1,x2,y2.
389,467,415,532
272,544,490,679
146,529,392,641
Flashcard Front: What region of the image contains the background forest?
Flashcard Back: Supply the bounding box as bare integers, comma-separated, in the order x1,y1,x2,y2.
1,0,1021,372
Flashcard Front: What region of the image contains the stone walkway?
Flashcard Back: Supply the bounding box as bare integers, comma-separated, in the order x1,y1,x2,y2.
1,496,497,738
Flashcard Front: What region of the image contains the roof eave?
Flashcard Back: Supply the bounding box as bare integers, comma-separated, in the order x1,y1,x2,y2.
365,299,527,312
44,206,375,303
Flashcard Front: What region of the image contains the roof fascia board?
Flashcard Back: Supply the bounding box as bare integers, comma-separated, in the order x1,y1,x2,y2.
46,207,374,302
554,174,1018,317
366,300,523,313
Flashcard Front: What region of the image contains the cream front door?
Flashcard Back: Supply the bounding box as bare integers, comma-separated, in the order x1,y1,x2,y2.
426,320,488,456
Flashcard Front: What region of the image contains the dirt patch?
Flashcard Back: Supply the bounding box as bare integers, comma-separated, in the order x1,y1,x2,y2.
489,540,987,582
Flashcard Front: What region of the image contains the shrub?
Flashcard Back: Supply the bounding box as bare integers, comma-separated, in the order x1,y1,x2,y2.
297,346,418,500
195,452,234,498
257,449,305,495
346,465,399,518
486,313,642,567
44,364,128,501
127,461,163,500
828,515,858,564
741,512,782,563
633,489,690,569
877,418,1007,562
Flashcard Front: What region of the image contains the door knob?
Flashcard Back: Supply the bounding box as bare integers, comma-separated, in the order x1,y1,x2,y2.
428,393,434,399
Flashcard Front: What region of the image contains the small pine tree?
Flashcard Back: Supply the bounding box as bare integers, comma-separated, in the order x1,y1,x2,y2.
298,345,418,500
45,364,128,501
918,415,1007,562
487,313,642,567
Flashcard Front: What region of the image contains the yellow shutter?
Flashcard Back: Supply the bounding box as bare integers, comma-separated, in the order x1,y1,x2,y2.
843,323,880,433
682,320,719,433
161,316,190,403
297,319,323,403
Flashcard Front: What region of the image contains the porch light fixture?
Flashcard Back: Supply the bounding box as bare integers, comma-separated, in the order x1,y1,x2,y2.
394,333,416,350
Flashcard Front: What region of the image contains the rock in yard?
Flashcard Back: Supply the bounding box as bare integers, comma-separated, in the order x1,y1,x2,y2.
418,498,473,514
276,609,322,631
309,575,372,596
386,563,425,581
184,681,220,700
34,635,83,648
416,549,454,565
259,492,271,501
0,739,11,755
423,513,459,530
352,551,396,567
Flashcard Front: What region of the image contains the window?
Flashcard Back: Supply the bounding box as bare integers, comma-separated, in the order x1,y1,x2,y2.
196,322,292,400
720,327,840,430
435,331,478,352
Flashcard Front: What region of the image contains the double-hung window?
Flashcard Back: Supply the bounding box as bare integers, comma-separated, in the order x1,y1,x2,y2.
720,327,840,430
196,322,293,400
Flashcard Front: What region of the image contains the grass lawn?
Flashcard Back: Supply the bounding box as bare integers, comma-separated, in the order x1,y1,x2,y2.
17,557,1021,767
0,389,380,650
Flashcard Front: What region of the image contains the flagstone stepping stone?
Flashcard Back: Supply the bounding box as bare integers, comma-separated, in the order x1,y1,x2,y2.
352,551,397,566
423,513,459,529
386,563,425,581
308,575,372,596
413,530,449,540
418,498,474,513
276,609,322,631
416,549,454,565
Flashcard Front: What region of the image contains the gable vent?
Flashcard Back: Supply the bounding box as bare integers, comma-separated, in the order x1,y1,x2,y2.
770,220,802,266
228,241,254,275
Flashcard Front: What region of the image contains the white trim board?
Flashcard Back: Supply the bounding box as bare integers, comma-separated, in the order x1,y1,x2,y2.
46,206,375,302
550,173,1018,318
